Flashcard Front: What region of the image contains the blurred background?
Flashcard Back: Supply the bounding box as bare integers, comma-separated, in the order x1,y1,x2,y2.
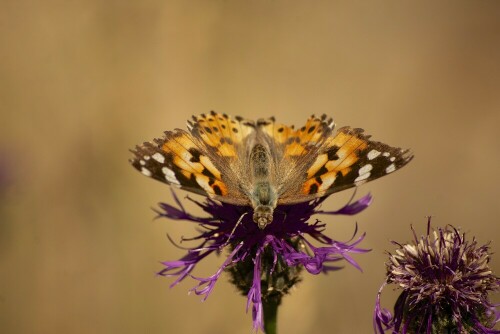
1,1,500,333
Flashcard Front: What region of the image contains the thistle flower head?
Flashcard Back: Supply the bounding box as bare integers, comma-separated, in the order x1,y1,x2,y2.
156,191,371,331
374,218,500,334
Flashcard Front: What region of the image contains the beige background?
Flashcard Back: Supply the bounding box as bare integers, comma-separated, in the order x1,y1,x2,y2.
1,1,500,333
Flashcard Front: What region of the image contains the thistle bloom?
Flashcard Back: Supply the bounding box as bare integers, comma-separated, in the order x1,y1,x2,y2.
374,218,500,334
156,191,371,331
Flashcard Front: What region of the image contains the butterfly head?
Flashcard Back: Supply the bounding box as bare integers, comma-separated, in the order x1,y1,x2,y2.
253,205,274,229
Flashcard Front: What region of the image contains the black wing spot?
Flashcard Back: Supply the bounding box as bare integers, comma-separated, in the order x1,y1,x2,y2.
278,127,284,133
309,183,319,194
188,148,201,162
308,125,316,133
232,127,239,133
313,165,328,178
204,126,213,134
286,136,301,144
213,185,223,195
327,146,339,160
202,167,215,179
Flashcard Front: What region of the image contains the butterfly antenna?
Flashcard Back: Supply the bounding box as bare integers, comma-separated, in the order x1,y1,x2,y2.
348,187,358,204
221,211,248,248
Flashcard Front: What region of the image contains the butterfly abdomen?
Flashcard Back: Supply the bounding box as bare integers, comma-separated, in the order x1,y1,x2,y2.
249,144,277,205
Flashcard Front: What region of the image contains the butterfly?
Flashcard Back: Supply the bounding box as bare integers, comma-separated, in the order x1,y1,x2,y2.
130,112,413,228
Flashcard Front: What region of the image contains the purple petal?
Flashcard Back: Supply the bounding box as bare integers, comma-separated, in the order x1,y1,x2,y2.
189,243,244,301
317,193,372,216
247,248,264,332
373,283,394,334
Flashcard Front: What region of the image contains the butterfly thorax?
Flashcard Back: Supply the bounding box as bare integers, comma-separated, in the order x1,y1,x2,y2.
249,143,277,229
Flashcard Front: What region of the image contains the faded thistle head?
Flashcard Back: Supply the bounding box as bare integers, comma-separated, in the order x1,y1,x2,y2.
374,218,500,334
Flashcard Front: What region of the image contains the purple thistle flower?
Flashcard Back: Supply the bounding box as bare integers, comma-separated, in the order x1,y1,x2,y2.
374,218,500,334
156,191,371,331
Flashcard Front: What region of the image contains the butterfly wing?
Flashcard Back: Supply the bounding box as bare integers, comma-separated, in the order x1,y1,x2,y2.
130,111,256,205
258,116,413,205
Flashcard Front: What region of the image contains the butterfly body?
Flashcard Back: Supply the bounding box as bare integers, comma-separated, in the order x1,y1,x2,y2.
249,143,278,228
131,112,413,228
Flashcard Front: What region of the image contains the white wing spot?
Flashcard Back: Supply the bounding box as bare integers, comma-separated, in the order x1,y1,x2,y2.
354,179,368,186
141,167,152,177
139,160,146,166
144,155,150,160
152,153,165,163
355,173,370,182
359,164,373,175
382,152,390,157
162,167,180,185
367,150,381,160
355,164,372,182
390,157,395,162
386,164,396,173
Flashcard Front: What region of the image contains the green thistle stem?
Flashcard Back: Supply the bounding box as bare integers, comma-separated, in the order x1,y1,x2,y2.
263,295,280,334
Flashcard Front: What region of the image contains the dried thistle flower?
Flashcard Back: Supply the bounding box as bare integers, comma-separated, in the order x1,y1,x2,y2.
374,218,500,334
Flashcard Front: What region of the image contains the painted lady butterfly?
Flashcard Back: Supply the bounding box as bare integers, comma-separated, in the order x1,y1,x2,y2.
131,112,413,228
